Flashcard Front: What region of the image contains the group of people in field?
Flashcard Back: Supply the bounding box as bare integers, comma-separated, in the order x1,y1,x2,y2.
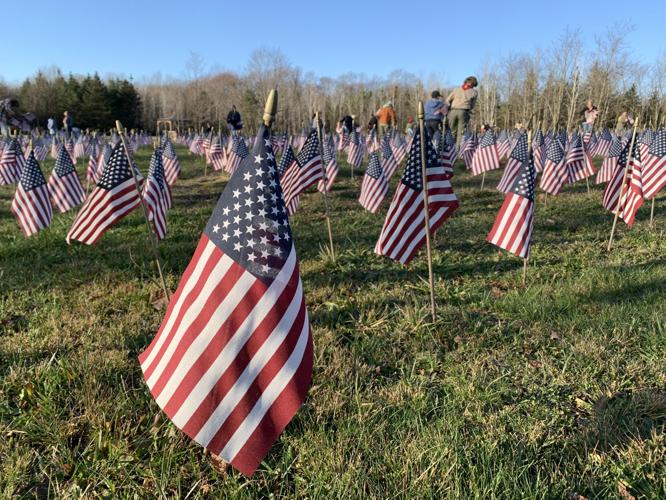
0,98,74,137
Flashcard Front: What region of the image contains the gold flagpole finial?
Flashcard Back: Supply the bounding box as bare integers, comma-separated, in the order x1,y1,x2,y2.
263,89,278,127
417,101,425,121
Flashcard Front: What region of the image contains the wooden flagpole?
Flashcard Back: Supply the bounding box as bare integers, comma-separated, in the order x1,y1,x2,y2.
417,102,437,322
115,120,170,300
607,118,639,252
350,116,355,180
315,111,336,262
481,171,486,189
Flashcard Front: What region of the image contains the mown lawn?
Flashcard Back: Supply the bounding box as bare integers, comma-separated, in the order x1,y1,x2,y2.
1,144,665,498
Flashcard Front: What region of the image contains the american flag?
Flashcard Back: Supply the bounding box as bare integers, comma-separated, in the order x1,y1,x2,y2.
539,135,567,195
143,148,172,240
67,142,143,245
280,130,322,215
226,135,249,175
277,146,300,215
358,151,389,213
366,129,380,154
317,134,338,193
602,142,643,227
597,136,624,184
138,124,312,477
459,132,476,169
487,144,535,258
87,141,100,183
380,133,399,179
162,137,181,186
48,144,85,213
497,130,511,160
209,136,226,172
564,132,595,183
65,136,76,164
471,129,500,176
375,128,459,264
0,138,25,185
497,132,528,193
390,133,409,165
592,128,613,158
11,151,53,238
347,130,364,168
637,128,655,163
532,129,545,173
642,129,666,200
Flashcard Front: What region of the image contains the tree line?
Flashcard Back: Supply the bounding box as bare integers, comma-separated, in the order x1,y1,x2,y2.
1,67,142,131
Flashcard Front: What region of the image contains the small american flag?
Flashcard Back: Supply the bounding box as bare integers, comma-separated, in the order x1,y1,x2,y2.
390,133,409,166
597,136,624,184
143,148,172,240
642,129,666,200
280,130,322,215
375,128,459,264
48,144,85,213
87,141,100,183
0,138,25,185
209,136,226,172
347,130,364,168
497,132,528,193
471,129,500,176
161,137,181,186
459,132,476,169
564,133,595,183
487,145,535,258
67,142,142,245
380,133,399,179
138,124,312,477
532,129,545,173
226,135,249,175
317,134,338,193
539,136,567,195
11,151,52,237
358,151,388,213
602,142,643,227
592,128,613,158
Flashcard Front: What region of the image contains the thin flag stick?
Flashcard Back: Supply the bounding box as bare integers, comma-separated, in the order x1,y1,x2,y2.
481,171,486,189
315,112,336,262
350,117,355,180
607,118,639,252
418,102,436,322
649,197,656,228
115,120,170,300
523,129,533,286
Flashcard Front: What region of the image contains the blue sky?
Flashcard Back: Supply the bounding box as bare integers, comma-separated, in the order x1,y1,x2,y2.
1,0,664,85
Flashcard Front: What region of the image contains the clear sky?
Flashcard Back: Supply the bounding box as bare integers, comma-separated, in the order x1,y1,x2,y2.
1,0,664,85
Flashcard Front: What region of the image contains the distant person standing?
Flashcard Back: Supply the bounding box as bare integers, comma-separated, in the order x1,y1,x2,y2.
47,116,56,136
581,100,599,133
63,111,73,136
0,98,19,137
226,105,242,132
405,116,416,136
339,114,354,134
424,90,447,137
615,111,634,134
446,76,479,146
375,102,396,137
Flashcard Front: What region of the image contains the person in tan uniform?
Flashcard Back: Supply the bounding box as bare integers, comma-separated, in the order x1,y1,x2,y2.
446,76,478,146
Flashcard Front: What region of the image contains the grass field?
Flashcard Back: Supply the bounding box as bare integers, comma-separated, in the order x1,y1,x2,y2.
1,144,665,498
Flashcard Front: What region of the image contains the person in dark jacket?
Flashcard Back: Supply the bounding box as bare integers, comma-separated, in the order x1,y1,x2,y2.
226,105,242,131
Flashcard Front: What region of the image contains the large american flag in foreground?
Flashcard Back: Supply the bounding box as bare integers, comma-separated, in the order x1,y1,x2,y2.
375,128,459,264
487,143,535,258
11,151,53,237
67,142,142,245
48,144,85,213
138,124,312,477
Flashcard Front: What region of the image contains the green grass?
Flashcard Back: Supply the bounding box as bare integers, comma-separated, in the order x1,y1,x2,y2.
1,145,665,498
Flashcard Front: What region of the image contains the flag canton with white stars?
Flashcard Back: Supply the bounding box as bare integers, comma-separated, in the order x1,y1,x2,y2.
381,135,393,159
533,129,544,147
570,132,582,148
162,138,176,159
479,129,496,148
20,152,47,190
323,135,334,165
638,129,654,146
401,129,437,191
546,138,564,163
509,155,535,201
204,125,292,282
296,130,320,166
366,152,383,179
98,143,136,190
277,146,297,176
55,146,76,176
233,135,249,158
510,133,529,161
149,149,167,190
601,128,613,141
618,140,640,168
608,137,624,157
649,130,666,157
